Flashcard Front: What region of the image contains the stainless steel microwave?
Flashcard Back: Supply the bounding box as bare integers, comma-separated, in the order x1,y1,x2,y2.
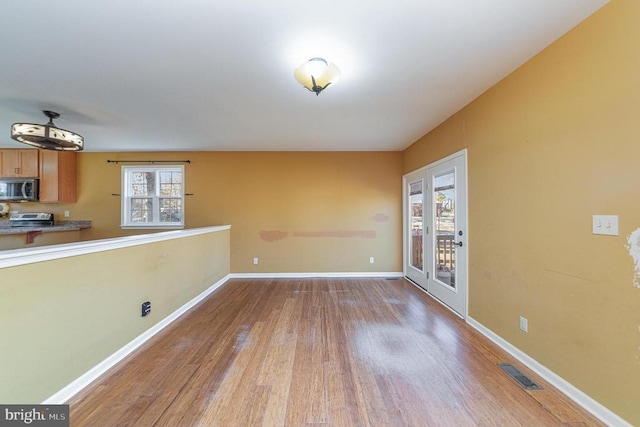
0,178,39,202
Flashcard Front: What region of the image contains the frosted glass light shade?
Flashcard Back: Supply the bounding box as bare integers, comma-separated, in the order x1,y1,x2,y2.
294,58,341,95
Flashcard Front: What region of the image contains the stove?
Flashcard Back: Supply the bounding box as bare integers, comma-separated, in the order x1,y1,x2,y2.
10,212,55,227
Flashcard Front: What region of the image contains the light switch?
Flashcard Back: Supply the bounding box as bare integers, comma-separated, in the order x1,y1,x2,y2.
592,215,619,235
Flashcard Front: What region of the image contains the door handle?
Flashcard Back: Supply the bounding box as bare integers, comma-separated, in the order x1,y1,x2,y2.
453,241,463,247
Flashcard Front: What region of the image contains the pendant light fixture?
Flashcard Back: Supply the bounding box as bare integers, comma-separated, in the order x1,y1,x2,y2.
11,110,84,151
294,58,341,96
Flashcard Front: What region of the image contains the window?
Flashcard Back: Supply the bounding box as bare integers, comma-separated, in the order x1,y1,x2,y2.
121,166,184,229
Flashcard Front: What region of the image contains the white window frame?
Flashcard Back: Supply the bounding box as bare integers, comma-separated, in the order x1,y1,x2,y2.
121,165,185,230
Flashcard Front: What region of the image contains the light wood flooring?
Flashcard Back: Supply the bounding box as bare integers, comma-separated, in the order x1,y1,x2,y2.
69,278,603,426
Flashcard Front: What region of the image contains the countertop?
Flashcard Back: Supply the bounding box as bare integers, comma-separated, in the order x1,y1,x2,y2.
0,220,92,235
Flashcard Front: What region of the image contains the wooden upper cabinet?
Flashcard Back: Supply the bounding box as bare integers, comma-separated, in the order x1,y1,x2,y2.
0,149,39,177
0,149,76,203
38,150,77,203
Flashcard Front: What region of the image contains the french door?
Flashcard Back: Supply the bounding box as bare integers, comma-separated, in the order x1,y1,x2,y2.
405,174,426,286
403,150,468,318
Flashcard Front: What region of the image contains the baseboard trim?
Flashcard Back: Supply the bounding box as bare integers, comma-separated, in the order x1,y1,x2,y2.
43,273,231,404
466,317,630,427
229,272,404,279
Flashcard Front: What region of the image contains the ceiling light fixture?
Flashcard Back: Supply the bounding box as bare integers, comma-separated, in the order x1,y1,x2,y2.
294,57,341,96
11,110,84,151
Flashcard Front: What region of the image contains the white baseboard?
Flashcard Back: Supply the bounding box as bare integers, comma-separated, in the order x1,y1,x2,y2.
230,272,404,279
43,274,231,404
466,317,631,427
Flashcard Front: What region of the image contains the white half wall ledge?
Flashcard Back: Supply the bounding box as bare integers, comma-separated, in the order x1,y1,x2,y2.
0,225,231,269
466,317,632,427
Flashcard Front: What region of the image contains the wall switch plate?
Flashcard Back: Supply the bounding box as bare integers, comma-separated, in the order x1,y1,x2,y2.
253,257,259,265
592,215,619,235
519,316,528,333
369,257,375,264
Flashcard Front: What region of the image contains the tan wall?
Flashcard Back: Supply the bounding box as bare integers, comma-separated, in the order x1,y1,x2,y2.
12,152,403,273
0,228,230,403
403,1,639,423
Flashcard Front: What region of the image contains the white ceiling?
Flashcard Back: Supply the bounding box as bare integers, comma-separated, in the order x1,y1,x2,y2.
0,0,608,152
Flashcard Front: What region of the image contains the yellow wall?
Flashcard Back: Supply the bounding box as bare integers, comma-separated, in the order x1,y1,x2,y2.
0,228,230,403
404,1,639,423
15,151,403,274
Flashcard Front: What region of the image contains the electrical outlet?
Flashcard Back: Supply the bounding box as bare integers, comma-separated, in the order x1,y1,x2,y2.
141,301,151,317
369,257,375,264
253,257,259,265
64,210,70,217
519,316,528,333
592,215,619,235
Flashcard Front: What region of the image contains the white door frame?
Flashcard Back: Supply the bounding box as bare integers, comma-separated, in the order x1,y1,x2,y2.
402,149,468,319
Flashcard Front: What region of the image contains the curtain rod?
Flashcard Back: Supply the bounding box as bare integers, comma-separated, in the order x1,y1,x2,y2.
107,160,191,164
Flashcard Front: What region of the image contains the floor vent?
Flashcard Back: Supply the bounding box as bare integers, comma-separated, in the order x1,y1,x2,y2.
498,363,543,390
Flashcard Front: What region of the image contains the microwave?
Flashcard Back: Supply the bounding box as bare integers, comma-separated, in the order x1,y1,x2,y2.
0,178,39,202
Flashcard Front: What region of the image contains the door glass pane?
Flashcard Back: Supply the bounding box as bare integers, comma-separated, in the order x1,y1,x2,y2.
409,181,423,271
434,172,456,289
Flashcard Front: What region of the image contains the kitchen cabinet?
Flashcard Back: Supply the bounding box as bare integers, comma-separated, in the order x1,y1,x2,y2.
0,149,39,177
39,150,77,203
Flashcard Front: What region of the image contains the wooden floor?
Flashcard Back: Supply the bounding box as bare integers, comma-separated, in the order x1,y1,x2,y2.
69,278,602,426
